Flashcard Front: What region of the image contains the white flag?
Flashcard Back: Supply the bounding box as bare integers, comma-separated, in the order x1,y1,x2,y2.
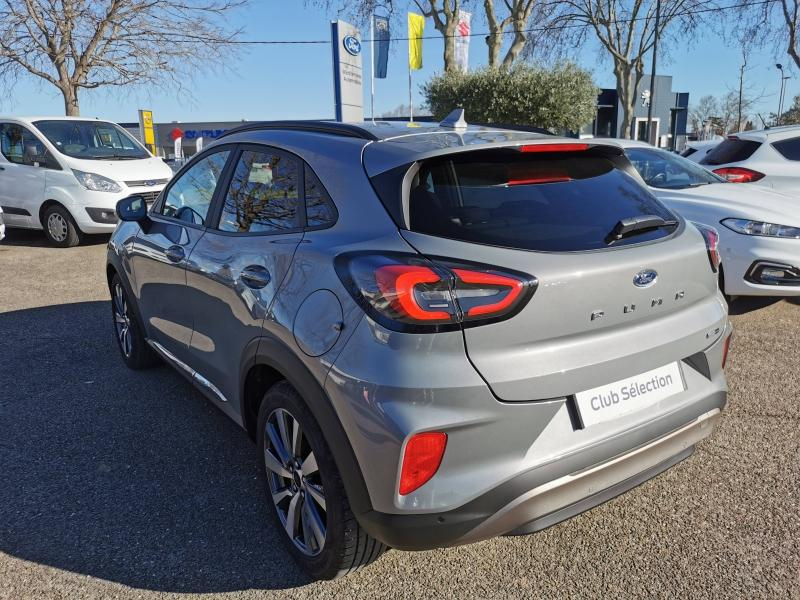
455,10,471,71
173,136,183,160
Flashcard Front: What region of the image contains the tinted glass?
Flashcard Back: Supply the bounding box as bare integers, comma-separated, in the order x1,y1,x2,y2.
219,150,300,233
626,147,725,189
772,137,800,160
700,139,761,165
0,123,51,167
162,150,230,225
408,152,676,252
305,168,337,227
34,120,148,160
680,147,697,157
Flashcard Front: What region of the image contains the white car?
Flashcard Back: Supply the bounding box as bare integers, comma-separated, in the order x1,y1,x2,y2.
0,116,173,247
0,206,5,242
699,126,800,195
680,139,721,163
617,140,800,297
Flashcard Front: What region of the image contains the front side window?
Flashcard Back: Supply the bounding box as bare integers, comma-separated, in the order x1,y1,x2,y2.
626,147,725,189
218,149,301,233
0,123,53,168
162,150,230,225
33,120,148,160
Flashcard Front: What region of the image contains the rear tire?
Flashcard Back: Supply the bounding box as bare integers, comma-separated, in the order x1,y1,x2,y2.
257,381,386,580
110,274,159,370
42,204,82,247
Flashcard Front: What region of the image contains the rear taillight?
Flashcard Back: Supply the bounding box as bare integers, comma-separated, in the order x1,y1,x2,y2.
692,222,721,273
722,332,732,368
520,143,589,153
713,167,765,183
335,253,537,332
399,432,447,495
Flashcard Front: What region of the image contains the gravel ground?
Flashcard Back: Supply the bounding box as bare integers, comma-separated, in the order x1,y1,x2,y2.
0,229,797,600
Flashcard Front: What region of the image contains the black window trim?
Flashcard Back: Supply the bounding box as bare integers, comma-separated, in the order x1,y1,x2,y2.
0,121,62,171
202,142,339,237
151,143,238,231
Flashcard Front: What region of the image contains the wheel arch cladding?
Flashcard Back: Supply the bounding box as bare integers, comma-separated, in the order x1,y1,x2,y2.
240,334,374,517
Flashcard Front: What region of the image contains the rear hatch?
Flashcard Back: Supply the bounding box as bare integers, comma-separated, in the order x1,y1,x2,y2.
370,142,726,401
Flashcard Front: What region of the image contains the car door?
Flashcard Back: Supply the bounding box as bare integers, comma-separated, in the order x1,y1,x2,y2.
129,147,234,363
0,122,52,228
183,145,305,408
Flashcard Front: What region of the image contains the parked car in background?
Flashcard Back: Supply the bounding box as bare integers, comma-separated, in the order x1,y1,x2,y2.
107,118,730,580
700,126,800,195
617,139,800,296
0,206,5,242
680,138,721,163
0,116,173,247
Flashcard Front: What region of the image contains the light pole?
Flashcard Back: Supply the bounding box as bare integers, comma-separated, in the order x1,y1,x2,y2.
737,53,746,133
776,63,790,125
645,0,661,145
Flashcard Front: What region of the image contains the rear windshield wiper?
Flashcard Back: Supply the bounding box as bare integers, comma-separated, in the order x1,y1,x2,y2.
605,215,678,244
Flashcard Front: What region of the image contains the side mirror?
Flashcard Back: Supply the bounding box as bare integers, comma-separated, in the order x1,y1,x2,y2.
116,195,148,222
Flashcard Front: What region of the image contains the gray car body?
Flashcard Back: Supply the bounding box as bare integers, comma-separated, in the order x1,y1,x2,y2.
106,121,730,550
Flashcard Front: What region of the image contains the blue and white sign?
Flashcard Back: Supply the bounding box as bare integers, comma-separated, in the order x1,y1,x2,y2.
343,35,361,56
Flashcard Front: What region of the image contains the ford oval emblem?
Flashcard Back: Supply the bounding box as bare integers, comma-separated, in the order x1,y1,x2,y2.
343,35,361,56
633,269,658,288
145,180,156,187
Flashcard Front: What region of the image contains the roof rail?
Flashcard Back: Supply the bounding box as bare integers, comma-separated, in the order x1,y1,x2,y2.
216,120,379,141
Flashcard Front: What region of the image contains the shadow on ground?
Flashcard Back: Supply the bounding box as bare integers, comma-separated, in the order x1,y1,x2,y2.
0,228,110,248
727,295,784,316
0,301,308,593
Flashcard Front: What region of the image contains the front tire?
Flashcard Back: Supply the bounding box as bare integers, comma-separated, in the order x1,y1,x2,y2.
110,274,159,370
257,381,386,579
42,204,82,247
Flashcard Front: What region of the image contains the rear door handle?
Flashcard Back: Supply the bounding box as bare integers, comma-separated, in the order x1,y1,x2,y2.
239,265,271,289
165,245,185,263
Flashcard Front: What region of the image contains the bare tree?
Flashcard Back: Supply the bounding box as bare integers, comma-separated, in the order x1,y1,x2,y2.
413,0,464,72
484,0,544,68
559,0,707,139
688,94,719,137
0,0,247,116
736,0,800,70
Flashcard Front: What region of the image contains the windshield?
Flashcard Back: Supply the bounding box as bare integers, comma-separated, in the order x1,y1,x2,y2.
626,147,725,189
33,120,149,160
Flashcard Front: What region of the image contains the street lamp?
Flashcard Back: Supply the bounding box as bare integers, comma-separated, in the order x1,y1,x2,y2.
776,63,790,125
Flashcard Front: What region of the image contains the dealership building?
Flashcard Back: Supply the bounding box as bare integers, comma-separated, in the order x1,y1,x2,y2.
120,120,248,157
585,74,689,150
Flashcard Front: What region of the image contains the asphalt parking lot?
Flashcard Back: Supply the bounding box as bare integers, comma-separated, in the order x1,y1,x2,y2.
0,229,797,599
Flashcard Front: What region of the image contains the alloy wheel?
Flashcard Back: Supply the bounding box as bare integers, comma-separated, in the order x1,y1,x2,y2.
47,212,68,242
264,407,327,556
112,283,133,357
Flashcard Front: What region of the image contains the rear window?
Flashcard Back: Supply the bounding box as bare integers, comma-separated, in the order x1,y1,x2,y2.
772,137,800,160
700,138,761,165
680,147,697,157
405,150,676,252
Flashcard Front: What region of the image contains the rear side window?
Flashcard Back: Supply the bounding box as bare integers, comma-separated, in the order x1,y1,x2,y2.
680,147,697,157
772,137,800,160
304,168,337,227
219,149,301,233
701,139,761,165
407,150,676,252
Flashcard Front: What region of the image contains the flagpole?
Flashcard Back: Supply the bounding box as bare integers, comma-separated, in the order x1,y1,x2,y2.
370,15,375,123
409,68,413,122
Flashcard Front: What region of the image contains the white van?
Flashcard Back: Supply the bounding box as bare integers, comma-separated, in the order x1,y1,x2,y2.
0,116,173,246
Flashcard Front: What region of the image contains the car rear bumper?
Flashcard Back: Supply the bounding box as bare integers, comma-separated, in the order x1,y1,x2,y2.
357,404,723,551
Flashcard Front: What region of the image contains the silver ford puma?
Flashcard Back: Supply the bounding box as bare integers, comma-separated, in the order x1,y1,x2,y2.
106,116,731,579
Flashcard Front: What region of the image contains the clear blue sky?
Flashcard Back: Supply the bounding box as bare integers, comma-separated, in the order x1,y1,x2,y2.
2,1,795,124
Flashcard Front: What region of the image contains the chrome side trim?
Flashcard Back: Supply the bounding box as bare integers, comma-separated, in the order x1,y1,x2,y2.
461,408,722,543
146,339,228,403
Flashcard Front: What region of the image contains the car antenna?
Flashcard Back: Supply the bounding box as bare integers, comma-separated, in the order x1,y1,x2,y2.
440,108,468,130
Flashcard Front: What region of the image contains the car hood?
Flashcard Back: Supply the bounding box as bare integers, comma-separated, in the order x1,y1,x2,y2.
65,156,173,184
651,182,800,227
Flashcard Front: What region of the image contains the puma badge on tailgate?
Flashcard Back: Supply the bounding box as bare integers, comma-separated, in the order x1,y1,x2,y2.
575,363,685,427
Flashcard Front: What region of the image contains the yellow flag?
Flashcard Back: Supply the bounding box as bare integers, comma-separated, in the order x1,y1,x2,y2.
408,12,424,70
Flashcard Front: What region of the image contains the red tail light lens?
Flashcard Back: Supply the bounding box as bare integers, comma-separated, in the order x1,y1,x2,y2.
399,432,447,495
692,222,721,273
335,253,537,332
713,167,765,183
520,143,589,153
722,332,732,368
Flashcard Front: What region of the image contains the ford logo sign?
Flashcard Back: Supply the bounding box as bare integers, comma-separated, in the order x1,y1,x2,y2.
145,180,156,187
633,269,658,288
343,35,361,56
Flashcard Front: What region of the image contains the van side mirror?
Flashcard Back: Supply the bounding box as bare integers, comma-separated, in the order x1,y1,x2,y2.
116,195,148,222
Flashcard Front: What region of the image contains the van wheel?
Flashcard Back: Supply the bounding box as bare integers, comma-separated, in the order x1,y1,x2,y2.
43,205,82,247
257,381,387,579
